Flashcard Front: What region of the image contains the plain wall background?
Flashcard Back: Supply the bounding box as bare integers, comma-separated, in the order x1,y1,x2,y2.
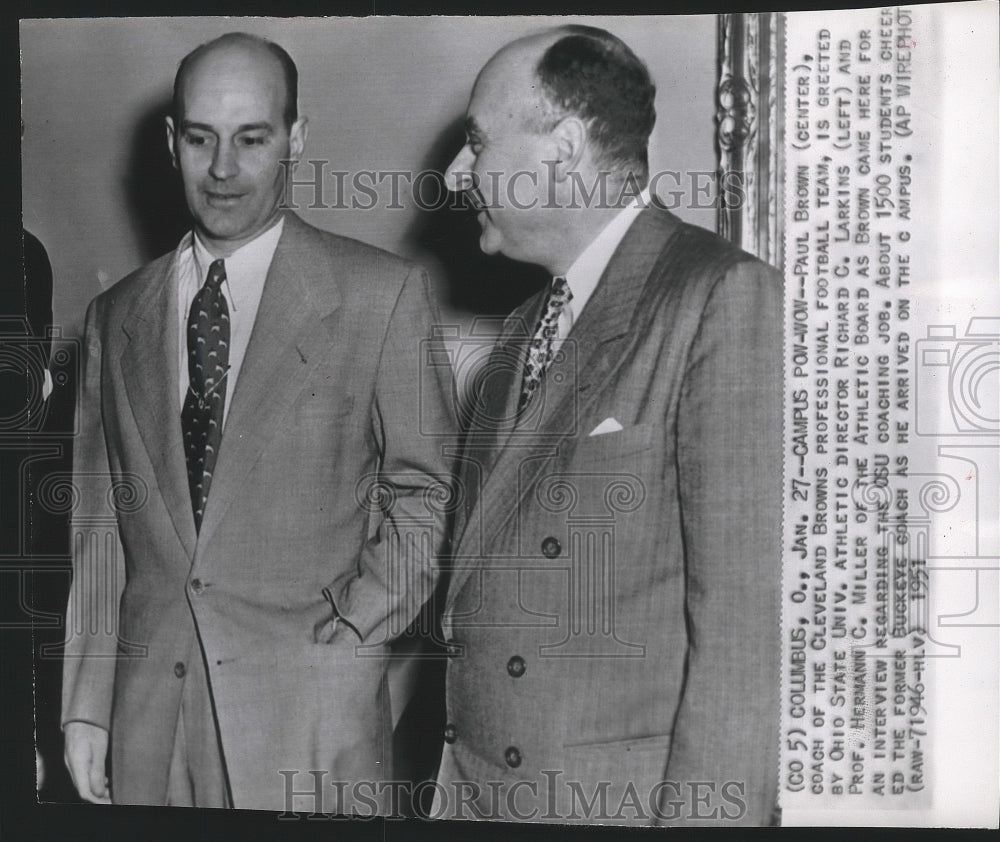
21,15,719,338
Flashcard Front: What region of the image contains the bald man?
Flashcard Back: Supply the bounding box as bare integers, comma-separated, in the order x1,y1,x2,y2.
61,33,455,810
434,27,781,825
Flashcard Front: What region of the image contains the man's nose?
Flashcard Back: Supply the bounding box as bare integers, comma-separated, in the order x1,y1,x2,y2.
209,141,238,181
444,146,475,192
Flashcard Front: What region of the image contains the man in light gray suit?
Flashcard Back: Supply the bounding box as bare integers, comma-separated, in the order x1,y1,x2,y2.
434,25,781,825
61,32,455,810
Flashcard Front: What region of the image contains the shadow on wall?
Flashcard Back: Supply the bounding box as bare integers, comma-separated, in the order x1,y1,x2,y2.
123,96,190,264
402,115,550,319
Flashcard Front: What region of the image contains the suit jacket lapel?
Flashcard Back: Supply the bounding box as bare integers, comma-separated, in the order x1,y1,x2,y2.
451,289,544,547
494,294,546,449
120,255,198,558
195,214,341,554
448,205,681,611
539,205,679,421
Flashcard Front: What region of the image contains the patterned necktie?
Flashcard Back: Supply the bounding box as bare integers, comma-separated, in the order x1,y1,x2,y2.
181,258,230,531
517,276,572,414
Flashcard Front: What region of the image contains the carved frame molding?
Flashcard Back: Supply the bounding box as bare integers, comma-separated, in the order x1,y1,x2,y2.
716,12,786,269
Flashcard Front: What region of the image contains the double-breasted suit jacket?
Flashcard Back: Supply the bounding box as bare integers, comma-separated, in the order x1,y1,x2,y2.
436,204,783,825
62,212,455,809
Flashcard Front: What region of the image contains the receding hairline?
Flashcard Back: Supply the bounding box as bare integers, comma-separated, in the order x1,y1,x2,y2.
472,26,654,183
476,30,561,87
173,33,298,125
467,32,561,132
480,25,609,81
473,27,614,124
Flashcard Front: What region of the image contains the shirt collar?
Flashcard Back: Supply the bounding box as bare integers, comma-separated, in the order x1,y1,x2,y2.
563,187,650,318
190,216,285,287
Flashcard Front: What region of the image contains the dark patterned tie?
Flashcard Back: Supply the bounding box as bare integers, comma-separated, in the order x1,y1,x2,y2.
181,258,230,531
517,276,572,414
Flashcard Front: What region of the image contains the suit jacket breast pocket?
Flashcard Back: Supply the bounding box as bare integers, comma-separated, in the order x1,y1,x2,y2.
573,420,662,468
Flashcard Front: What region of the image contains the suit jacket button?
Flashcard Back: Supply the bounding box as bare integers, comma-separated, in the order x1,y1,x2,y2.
444,723,458,744
173,661,186,678
190,578,204,595
504,746,522,768
445,641,461,657
541,537,561,558
506,655,526,678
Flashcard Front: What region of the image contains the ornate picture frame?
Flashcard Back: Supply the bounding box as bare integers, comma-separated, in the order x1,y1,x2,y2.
717,12,786,269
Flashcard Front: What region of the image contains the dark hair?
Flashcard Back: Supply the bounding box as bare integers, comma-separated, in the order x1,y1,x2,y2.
534,25,656,181
173,32,298,130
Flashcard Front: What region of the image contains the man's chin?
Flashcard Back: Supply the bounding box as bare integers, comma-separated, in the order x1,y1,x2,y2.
195,209,242,235
193,210,262,244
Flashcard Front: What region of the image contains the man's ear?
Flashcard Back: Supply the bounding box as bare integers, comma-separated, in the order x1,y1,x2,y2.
289,116,308,161
165,116,179,170
549,115,587,183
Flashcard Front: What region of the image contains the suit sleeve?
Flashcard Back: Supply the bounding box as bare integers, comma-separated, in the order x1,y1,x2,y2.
61,297,127,732
659,260,783,826
328,266,458,645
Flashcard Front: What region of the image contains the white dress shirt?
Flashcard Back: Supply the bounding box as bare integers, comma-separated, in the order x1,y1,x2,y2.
558,188,651,339
174,218,284,426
